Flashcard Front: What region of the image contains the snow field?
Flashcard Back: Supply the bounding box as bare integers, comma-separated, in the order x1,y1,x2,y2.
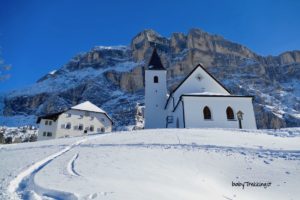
0,128,299,200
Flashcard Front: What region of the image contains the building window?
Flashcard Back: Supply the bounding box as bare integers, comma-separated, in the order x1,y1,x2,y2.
85,111,90,116
47,132,52,137
203,106,212,120
101,127,105,133
45,120,48,125
48,121,52,125
166,116,173,123
43,132,47,136
78,124,83,130
66,123,71,129
90,125,94,132
154,76,159,83
226,107,235,120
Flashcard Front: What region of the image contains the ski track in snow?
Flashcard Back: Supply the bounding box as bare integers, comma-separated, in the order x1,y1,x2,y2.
7,138,87,200
4,130,300,199
79,143,300,161
67,153,80,177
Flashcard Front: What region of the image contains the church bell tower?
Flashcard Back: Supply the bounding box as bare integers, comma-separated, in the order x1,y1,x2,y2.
144,48,167,129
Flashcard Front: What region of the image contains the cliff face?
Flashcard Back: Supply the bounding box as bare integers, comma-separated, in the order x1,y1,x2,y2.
2,29,300,129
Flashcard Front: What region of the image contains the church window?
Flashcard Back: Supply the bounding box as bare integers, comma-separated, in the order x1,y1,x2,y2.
226,107,235,120
196,74,202,81
66,122,71,129
154,76,159,83
203,106,212,120
90,125,94,132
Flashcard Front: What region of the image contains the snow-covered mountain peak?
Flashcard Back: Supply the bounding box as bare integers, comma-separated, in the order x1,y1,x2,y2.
2,28,300,129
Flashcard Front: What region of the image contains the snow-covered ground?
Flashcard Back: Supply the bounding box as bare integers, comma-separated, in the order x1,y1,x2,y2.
1,128,300,200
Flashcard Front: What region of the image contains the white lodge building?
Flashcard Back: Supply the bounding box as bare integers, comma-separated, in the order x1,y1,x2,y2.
145,49,257,129
37,101,113,140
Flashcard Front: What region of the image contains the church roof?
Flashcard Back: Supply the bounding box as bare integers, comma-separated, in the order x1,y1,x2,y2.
165,64,233,109
170,64,231,95
71,101,106,113
147,48,166,70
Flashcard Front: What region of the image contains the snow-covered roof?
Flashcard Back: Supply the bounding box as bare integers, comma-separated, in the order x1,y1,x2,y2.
184,92,230,96
71,101,106,113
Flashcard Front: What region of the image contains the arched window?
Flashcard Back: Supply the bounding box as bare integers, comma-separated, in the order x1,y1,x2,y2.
89,125,94,132
154,76,159,83
203,106,212,120
226,107,235,120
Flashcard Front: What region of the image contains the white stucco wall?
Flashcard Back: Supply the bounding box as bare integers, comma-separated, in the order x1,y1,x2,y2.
173,66,230,104
145,70,168,128
38,109,112,140
182,96,257,129
37,119,58,140
55,109,112,138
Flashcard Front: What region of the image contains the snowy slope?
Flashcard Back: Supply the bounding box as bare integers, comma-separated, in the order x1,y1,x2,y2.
1,128,300,200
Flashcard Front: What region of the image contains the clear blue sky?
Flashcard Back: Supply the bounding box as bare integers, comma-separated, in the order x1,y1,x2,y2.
0,0,299,92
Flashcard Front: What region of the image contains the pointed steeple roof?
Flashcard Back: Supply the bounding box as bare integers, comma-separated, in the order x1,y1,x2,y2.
148,48,166,70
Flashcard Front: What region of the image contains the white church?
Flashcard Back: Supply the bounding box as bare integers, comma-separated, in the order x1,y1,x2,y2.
145,49,257,129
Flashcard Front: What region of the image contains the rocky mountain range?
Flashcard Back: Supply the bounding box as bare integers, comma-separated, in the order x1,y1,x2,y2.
2,28,300,129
